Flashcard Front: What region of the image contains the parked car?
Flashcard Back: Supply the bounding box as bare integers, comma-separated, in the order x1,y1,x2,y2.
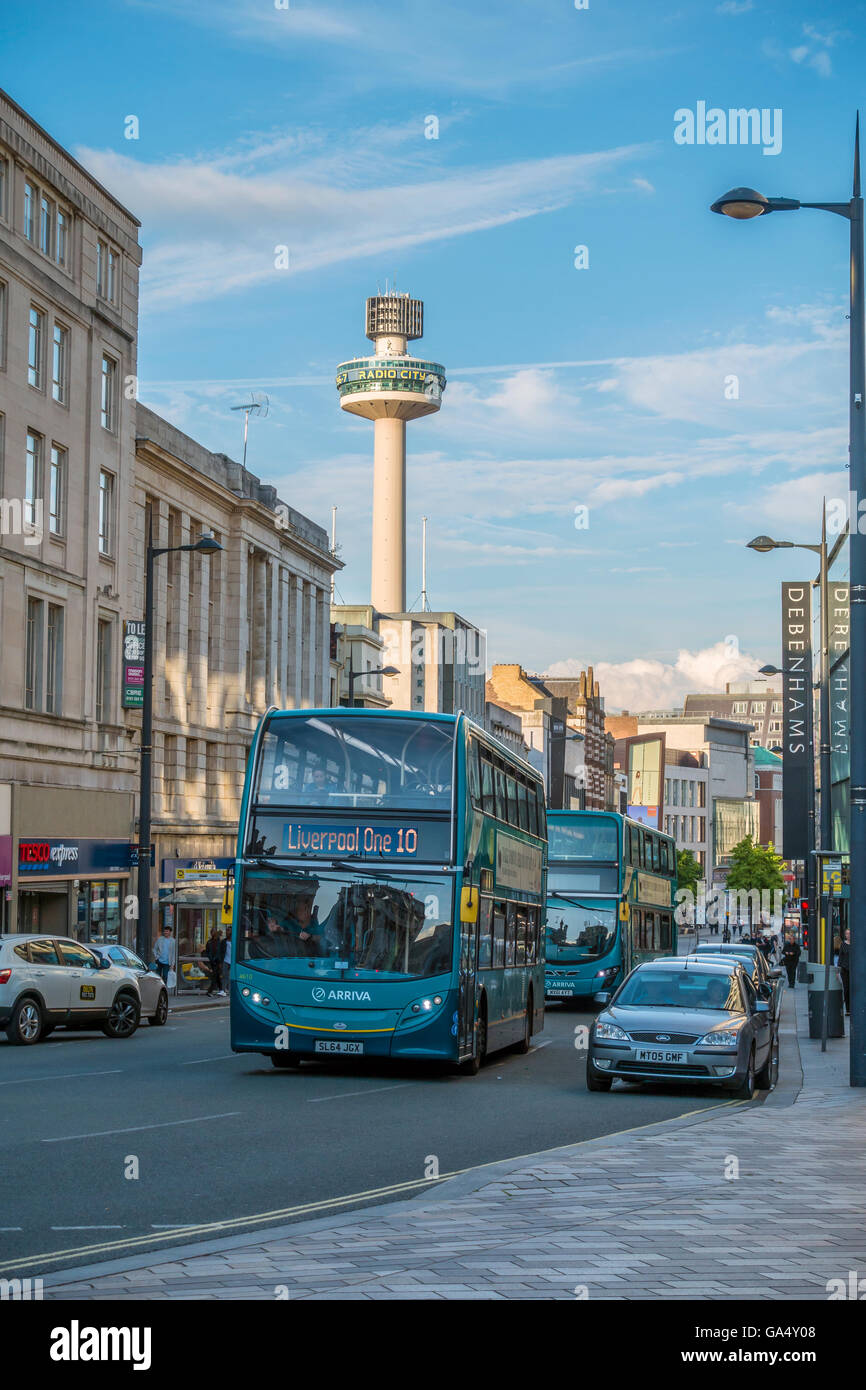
0,934,141,1045
691,943,785,1024
89,944,169,1026
586,956,776,1095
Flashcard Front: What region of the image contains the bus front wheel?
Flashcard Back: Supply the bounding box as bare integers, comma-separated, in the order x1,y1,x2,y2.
459,1007,487,1075
271,1053,302,1069
512,993,533,1054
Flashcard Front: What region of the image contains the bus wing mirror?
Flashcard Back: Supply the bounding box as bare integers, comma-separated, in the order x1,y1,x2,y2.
460,885,479,924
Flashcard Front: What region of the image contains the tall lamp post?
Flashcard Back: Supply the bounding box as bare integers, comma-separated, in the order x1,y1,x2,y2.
712,118,865,1084
136,521,223,962
345,656,399,706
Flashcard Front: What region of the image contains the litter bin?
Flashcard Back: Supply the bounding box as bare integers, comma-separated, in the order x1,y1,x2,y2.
807,978,845,1039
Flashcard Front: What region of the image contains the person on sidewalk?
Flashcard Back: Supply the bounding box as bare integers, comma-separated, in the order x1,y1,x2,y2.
204,929,223,997
782,933,801,989
837,928,851,1015
153,925,176,984
220,927,232,997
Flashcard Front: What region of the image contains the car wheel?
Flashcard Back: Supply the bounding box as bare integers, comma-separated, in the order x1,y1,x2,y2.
271,1052,301,1068
586,1059,612,1092
731,1047,755,1098
5,997,43,1045
101,992,140,1039
755,1036,778,1090
148,991,169,1026
512,993,533,1054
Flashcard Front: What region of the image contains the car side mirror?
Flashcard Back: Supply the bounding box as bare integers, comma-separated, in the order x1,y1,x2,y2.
754,1000,770,1014
97,956,112,970
593,991,611,1005
770,968,784,979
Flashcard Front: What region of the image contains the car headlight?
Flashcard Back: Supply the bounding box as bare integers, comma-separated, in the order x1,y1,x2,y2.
595,1021,629,1042
697,1030,740,1047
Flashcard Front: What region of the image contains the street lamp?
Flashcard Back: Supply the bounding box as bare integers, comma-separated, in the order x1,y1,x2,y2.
714,118,865,1085
346,657,399,706
136,523,223,963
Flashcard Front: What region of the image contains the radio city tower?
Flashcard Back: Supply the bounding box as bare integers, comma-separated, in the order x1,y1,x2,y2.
336,292,446,612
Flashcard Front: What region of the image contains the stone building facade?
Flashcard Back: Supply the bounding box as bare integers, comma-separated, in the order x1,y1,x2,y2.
0,88,142,935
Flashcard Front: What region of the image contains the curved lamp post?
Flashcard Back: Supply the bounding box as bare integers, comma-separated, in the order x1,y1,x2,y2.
714,120,865,1083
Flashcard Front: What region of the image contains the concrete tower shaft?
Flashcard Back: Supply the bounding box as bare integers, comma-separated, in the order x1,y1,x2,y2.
336,292,446,613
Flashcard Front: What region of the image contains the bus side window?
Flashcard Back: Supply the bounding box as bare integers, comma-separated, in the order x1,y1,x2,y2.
536,788,547,839
481,755,496,815
634,908,644,950
526,906,538,964
646,910,657,950
515,905,527,965
652,837,661,872
660,913,672,951
527,784,538,836
477,897,493,969
492,903,506,967
467,739,481,807
506,775,518,827
494,766,507,822
505,903,517,966
517,780,529,831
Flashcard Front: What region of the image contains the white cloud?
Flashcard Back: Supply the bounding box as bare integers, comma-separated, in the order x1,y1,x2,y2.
546,641,761,712
81,140,645,308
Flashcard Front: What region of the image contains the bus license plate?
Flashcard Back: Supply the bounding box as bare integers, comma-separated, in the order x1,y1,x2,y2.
314,1040,363,1055
547,990,571,997
635,1047,686,1064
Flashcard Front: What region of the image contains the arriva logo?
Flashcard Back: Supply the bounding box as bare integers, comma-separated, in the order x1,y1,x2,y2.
312,988,372,1002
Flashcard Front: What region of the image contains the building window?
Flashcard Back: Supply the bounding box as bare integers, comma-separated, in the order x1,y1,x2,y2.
100,354,116,430
98,470,114,555
23,181,35,240
55,208,69,265
0,157,7,220
39,194,53,256
25,597,44,709
0,279,7,369
28,307,45,389
46,604,64,715
772,701,782,714
732,701,747,715
96,618,112,722
49,445,66,536
97,241,119,302
52,323,69,403
25,430,42,530
751,702,765,715
107,247,118,303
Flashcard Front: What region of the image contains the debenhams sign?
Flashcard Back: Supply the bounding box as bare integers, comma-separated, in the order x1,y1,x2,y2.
781,581,813,859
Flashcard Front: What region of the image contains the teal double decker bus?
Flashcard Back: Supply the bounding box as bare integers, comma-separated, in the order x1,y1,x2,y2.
544,811,677,1004
230,708,547,1073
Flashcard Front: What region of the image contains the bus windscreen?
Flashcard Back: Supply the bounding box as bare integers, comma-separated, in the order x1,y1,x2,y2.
254,715,454,811
548,816,618,863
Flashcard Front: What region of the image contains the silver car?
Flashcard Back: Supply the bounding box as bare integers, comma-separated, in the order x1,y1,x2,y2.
89,944,169,1026
0,934,141,1045
586,956,776,1095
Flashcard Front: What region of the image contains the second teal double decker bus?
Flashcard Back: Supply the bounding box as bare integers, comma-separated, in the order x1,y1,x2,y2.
544,811,677,1004
230,708,547,1073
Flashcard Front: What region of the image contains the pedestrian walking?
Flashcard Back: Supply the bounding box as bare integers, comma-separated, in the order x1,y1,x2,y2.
153,925,176,985
837,928,851,1015
204,929,223,997
221,927,232,996
782,933,801,989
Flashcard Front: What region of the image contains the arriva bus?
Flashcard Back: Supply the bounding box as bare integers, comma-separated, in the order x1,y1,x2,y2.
544,811,677,1003
230,708,547,1073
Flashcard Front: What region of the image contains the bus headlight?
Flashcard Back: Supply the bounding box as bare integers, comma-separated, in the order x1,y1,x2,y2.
399,994,447,1027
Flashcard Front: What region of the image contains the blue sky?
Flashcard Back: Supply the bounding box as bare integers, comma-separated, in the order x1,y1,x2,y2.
8,0,866,706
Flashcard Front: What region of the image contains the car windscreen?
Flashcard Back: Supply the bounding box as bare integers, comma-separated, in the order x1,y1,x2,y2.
615,969,744,1012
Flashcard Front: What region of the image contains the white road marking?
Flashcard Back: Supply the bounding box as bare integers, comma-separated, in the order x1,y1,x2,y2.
0,1069,122,1088
307,1083,418,1103
180,1054,241,1065
528,1040,552,1053
42,1112,241,1143
51,1225,125,1231
150,1223,199,1229
0,1227,23,1231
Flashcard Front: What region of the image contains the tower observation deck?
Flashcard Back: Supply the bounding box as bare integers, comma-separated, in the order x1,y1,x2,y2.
336,292,446,612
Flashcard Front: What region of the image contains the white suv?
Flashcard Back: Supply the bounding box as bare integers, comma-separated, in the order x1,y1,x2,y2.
0,935,142,1045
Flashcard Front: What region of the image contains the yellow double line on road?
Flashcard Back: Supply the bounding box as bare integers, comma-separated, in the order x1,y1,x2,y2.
11,1096,747,1276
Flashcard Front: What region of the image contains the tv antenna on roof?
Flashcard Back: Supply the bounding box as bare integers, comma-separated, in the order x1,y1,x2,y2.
230,392,269,469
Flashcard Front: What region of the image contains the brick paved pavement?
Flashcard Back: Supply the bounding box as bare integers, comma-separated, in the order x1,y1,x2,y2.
44,986,866,1300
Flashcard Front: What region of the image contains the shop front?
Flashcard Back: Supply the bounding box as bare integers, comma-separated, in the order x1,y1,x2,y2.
16,838,135,944
159,858,233,992
0,836,12,934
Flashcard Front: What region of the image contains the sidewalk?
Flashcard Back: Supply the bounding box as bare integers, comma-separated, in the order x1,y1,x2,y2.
45,985,866,1301
169,993,229,1013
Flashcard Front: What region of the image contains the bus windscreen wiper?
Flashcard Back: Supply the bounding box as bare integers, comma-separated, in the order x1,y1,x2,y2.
329,859,406,882
548,891,608,912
